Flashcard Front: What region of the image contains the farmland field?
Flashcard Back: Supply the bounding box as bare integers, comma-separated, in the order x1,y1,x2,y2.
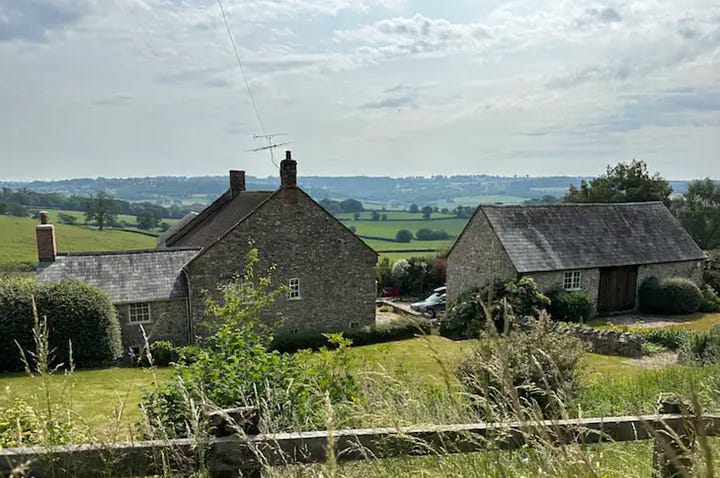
42,209,181,228
343,218,468,238
0,215,158,271
335,211,457,221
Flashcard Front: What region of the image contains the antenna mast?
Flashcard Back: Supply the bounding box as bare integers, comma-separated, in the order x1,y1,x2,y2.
248,133,291,167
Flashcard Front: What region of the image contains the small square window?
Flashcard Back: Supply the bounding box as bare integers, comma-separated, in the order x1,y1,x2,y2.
288,278,301,300
128,302,151,324
563,271,582,290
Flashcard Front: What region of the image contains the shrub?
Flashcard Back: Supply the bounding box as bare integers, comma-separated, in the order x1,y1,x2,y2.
699,284,720,312
547,289,593,323
704,249,720,293
635,328,694,351
389,257,446,296
456,315,586,419
272,317,433,352
0,278,122,371
638,276,702,315
150,340,176,367
395,229,413,243
57,212,78,225
441,277,550,340
679,325,720,366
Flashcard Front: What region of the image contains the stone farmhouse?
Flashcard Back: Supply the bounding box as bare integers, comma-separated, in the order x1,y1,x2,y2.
36,152,378,354
447,202,706,313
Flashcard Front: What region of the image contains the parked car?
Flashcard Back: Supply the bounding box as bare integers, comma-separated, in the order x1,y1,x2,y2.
410,286,447,318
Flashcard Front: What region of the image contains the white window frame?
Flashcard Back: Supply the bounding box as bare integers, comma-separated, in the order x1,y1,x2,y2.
563,270,582,291
288,278,301,300
128,302,151,324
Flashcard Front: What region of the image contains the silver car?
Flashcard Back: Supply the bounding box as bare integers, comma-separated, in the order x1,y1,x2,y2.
410,286,447,318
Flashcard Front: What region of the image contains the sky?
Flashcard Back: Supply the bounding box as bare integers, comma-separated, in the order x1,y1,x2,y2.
0,0,718,181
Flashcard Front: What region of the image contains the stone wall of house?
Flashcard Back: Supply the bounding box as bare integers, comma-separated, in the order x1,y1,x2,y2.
116,299,190,353
527,268,601,309
186,189,377,338
447,210,517,302
637,260,705,289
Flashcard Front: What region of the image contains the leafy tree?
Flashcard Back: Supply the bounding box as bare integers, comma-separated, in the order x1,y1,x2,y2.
672,178,720,250
353,212,360,221
381,214,388,221
454,205,474,218
408,203,419,214
319,198,341,214
441,208,449,214
339,198,364,213
158,221,171,232
524,195,560,205
57,213,77,225
137,206,161,230
395,229,413,243
421,206,433,220
84,191,118,230
370,211,380,221
564,160,672,205
415,229,450,241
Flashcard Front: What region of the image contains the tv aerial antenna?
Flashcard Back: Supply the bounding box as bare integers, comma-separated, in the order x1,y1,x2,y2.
247,133,291,168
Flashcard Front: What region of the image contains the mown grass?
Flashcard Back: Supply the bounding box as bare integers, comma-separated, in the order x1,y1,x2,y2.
0,367,172,440
590,312,720,332
0,215,157,270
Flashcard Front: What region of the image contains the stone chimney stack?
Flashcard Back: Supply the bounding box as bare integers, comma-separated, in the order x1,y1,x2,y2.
229,170,246,195
36,211,56,263
280,150,298,204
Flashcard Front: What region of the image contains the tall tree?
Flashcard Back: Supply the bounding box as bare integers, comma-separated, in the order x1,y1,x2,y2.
564,160,672,206
84,191,118,230
421,206,433,220
137,206,161,230
408,203,419,214
672,178,720,250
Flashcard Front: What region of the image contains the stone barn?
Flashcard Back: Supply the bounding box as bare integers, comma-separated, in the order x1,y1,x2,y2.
447,202,706,313
36,152,377,354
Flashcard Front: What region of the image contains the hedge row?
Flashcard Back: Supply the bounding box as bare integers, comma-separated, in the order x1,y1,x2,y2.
271,317,433,353
0,278,122,371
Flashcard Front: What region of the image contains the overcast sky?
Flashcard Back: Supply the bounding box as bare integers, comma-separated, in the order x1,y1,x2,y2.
0,0,718,181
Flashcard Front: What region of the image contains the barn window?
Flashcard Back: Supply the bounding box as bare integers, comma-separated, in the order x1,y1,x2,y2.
563,271,582,290
288,278,301,300
128,302,151,324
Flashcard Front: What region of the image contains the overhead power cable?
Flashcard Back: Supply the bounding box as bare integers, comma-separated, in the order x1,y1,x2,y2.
216,0,266,136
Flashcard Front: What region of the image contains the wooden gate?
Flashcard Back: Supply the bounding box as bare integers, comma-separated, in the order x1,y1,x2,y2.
598,266,638,312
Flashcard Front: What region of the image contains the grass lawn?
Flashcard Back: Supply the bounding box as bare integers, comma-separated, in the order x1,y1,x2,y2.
0,367,172,440
590,312,720,332
0,215,158,271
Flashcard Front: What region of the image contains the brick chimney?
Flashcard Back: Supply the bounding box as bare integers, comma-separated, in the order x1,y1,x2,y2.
229,170,246,195
280,150,298,204
36,211,56,263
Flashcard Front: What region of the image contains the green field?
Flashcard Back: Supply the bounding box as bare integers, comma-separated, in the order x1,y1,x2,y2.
42,209,180,228
432,195,527,209
0,215,158,270
336,211,457,221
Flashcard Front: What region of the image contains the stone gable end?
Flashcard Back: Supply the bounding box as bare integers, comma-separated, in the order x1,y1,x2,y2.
186,189,377,337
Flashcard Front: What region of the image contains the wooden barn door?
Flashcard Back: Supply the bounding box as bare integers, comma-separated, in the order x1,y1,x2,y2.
598,266,639,312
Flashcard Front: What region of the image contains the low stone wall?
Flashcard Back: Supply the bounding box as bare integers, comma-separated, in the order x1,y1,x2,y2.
557,324,644,358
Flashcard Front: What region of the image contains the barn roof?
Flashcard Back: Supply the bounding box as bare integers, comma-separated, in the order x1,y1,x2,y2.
36,248,200,303
478,202,705,273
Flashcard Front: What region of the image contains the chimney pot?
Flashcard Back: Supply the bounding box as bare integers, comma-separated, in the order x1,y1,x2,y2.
40,211,49,225
229,170,246,195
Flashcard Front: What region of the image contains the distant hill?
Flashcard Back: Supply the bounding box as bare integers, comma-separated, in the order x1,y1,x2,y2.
0,216,157,271
0,175,690,208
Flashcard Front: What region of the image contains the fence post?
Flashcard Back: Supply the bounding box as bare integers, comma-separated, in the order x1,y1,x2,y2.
652,397,693,478
206,406,261,478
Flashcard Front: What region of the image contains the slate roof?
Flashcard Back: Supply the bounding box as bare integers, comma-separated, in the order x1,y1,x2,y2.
479,202,706,273
164,190,273,247
36,248,200,303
